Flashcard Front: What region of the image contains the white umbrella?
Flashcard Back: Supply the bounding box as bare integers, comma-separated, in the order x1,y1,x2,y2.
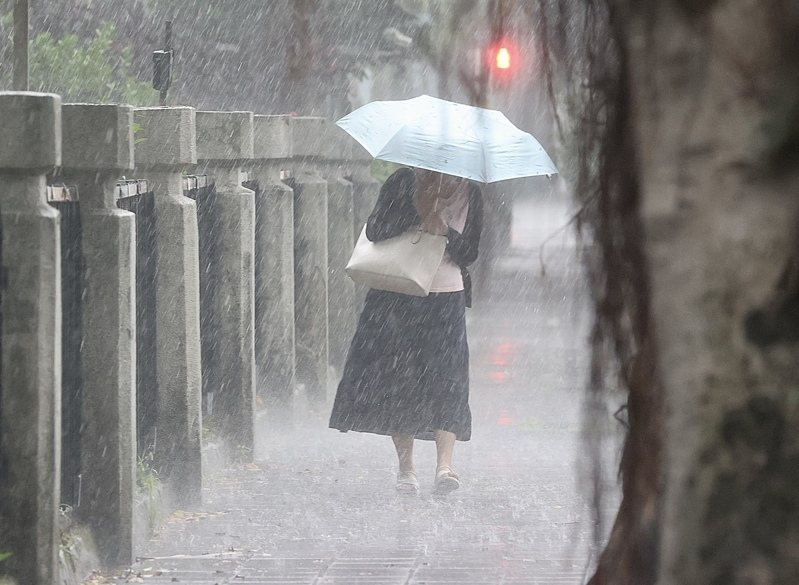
336,95,558,183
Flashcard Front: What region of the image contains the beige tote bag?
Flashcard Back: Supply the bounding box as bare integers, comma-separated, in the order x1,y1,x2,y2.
345,225,447,296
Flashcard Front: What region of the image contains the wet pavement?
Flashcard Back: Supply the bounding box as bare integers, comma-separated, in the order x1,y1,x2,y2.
89,193,617,584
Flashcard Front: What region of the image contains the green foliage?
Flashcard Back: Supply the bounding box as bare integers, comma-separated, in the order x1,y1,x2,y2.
395,0,481,61
201,423,215,442
137,450,160,497
3,20,156,105
132,122,147,145
370,160,404,184
136,449,163,535
0,552,10,563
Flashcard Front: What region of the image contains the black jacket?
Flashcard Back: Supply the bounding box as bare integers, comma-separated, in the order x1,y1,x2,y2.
365,167,484,307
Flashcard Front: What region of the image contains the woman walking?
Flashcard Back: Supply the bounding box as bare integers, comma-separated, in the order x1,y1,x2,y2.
329,166,483,494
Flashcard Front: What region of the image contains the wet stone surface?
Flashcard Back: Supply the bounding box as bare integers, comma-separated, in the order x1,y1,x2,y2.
89,203,612,584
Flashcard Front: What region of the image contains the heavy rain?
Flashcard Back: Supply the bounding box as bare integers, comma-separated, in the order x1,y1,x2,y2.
0,1,798,585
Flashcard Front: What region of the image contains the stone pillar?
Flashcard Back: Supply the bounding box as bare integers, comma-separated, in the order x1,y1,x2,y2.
251,115,295,423
316,122,357,375
346,145,380,311
196,111,256,458
289,117,330,409
293,117,358,377
0,92,62,585
349,149,379,241
60,103,136,565
133,107,203,506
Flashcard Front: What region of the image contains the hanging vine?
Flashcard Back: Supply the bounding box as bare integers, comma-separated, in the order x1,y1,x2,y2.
533,1,663,583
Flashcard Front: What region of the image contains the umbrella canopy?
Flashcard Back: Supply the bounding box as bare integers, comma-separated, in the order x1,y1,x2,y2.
336,95,558,183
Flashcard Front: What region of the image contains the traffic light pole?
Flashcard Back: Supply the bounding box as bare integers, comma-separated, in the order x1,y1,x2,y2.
153,20,174,106
160,22,172,106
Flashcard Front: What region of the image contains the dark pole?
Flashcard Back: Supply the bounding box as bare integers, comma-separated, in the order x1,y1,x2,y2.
160,21,173,106
13,0,29,90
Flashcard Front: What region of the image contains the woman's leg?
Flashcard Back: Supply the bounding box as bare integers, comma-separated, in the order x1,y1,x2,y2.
434,430,457,470
392,434,415,474
434,430,460,493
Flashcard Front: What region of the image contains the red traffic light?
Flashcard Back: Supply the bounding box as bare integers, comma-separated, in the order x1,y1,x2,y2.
487,42,516,79
496,47,511,70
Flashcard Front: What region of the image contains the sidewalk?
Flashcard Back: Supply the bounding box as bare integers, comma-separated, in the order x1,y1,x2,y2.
89,220,606,585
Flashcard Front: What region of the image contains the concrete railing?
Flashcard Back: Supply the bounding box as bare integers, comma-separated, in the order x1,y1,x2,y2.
0,92,379,585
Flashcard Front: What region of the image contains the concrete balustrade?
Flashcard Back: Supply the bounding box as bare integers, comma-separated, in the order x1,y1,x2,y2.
60,103,136,566
0,98,380,579
0,91,62,585
196,111,257,458
250,114,296,422
133,106,203,505
288,116,331,408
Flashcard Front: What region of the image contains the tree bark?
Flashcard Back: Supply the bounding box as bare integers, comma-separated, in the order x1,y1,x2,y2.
623,1,799,583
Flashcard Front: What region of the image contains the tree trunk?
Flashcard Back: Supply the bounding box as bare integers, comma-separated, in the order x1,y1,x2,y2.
284,0,320,114
623,1,799,583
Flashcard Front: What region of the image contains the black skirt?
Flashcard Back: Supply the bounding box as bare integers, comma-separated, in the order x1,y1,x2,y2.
329,289,472,441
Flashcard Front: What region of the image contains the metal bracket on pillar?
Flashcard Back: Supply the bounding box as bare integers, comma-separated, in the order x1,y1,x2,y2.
114,179,150,199
181,174,208,191
46,183,79,202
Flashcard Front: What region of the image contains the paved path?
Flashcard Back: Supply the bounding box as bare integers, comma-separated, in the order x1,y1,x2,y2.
90,196,614,585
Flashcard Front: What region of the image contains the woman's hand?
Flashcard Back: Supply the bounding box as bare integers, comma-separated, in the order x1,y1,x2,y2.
421,212,448,236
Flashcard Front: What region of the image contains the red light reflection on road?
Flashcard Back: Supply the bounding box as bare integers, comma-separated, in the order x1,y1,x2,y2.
497,409,514,426
488,340,517,385
491,341,516,362
491,370,507,383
